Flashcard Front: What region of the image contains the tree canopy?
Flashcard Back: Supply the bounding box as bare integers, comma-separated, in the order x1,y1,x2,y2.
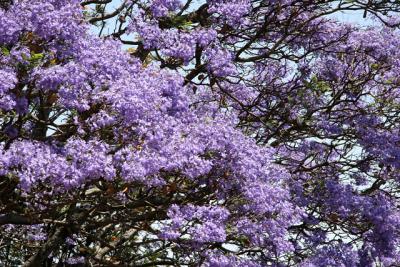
1,0,400,266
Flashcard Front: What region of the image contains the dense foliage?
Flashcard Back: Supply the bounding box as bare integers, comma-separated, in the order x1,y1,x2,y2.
1,0,400,266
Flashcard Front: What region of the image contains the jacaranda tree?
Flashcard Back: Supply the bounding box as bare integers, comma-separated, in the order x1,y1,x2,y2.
1,0,400,266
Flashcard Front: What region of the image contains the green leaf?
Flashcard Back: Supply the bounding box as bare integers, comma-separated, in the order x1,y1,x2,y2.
305,75,330,94
28,52,44,66
30,52,44,61
371,63,380,70
1,46,10,56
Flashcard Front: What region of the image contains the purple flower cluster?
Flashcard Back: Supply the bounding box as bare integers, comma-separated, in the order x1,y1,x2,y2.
207,0,251,26
0,68,17,110
0,1,302,265
150,0,183,18
2,0,400,265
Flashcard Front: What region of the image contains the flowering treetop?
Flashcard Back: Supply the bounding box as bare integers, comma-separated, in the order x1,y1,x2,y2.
1,0,400,266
